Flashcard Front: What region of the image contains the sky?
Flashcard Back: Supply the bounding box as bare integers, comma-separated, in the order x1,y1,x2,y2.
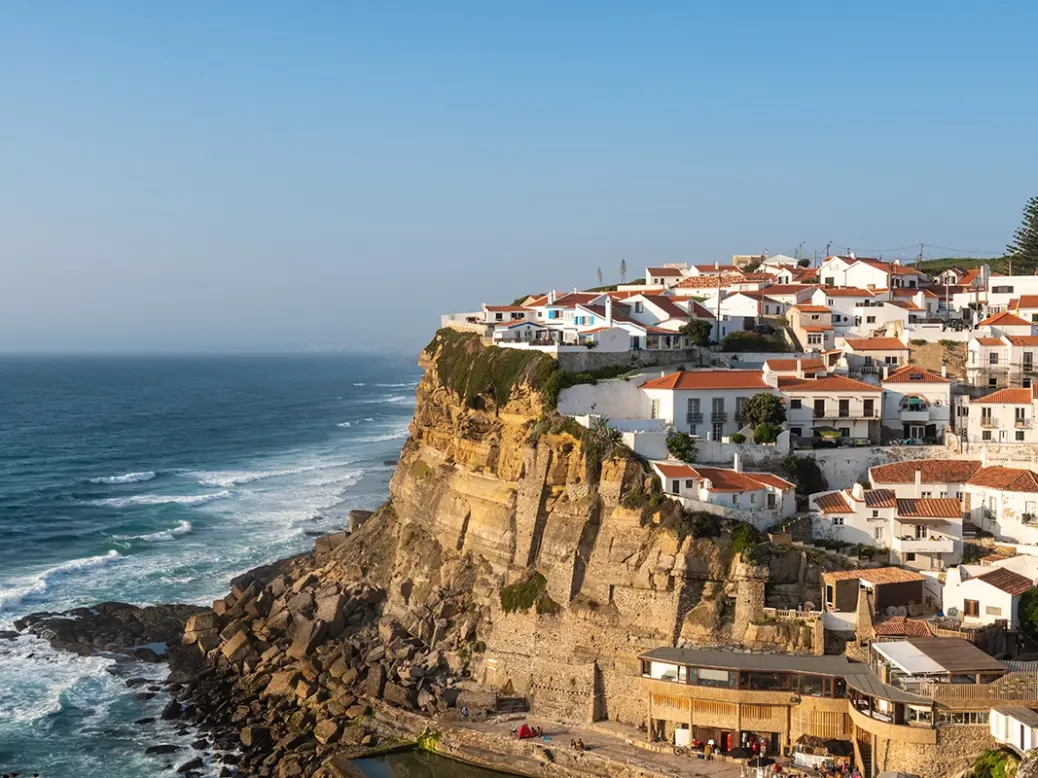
2,1,1037,353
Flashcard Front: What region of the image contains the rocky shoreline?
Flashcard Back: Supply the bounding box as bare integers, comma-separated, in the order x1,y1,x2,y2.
14,512,513,778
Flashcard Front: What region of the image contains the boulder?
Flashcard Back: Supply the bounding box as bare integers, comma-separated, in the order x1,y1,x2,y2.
176,757,204,773
315,531,351,557
314,719,341,745
344,704,370,719
349,510,373,532
286,592,314,616
383,682,417,709
221,630,251,663
286,618,327,660
184,612,218,633
219,620,246,642
161,700,182,720
145,744,180,755
364,664,386,699
263,671,301,698
240,726,271,748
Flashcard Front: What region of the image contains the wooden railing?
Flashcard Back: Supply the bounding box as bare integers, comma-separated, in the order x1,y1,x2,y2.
917,672,1038,703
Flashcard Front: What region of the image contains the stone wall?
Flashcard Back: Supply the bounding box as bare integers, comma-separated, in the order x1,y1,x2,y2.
556,348,699,374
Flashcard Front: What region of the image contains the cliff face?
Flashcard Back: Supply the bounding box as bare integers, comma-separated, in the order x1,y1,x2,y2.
358,331,788,725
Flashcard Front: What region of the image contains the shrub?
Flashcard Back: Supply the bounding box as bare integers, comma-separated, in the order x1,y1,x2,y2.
730,433,746,444
680,319,714,347
970,748,1019,778
741,393,787,428
500,572,559,615
781,454,828,496
721,331,789,353
730,523,765,559
753,423,781,444
543,364,633,407
666,430,698,463
910,338,927,346
1019,589,1038,637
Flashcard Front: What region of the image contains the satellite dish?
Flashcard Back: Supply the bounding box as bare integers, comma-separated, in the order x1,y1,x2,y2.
886,606,899,618
948,607,960,619
897,605,909,617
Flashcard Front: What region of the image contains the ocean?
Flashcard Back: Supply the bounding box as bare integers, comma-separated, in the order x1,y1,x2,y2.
0,353,437,777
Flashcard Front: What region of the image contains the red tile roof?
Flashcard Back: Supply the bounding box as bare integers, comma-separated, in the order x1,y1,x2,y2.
870,459,982,485
814,491,851,513
674,274,746,289
692,467,794,492
961,268,988,286
864,489,897,508
1012,295,1038,309
895,498,962,519
779,375,882,393
694,264,739,272
975,337,1006,346
817,287,875,297
640,370,771,391
973,386,1038,404
606,288,666,300
967,466,1038,494
654,462,699,479
646,266,686,276
873,616,934,637
791,304,831,313
844,337,909,351
686,300,716,320
1008,336,1038,347
641,295,691,320
883,366,951,384
975,568,1034,596
764,358,826,373
823,568,925,584
854,258,926,276
980,311,1032,327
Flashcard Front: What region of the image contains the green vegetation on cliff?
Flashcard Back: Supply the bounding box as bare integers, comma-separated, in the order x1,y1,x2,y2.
426,329,557,409
500,571,561,615
970,748,1018,778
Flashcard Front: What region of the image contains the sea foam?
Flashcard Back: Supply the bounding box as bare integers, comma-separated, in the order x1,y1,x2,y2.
94,491,231,508
0,550,122,612
113,520,192,543
89,471,156,485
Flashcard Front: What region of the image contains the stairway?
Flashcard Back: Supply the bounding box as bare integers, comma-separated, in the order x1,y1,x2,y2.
496,697,530,714
857,738,873,778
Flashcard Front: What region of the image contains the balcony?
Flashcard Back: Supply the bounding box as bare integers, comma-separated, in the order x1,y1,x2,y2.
813,409,880,420
892,536,956,554
1016,419,1030,429
981,418,998,429
711,411,728,422
900,409,931,423
685,412,704,424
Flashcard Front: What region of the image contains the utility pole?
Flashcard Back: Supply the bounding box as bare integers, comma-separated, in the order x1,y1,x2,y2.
917,243,924,266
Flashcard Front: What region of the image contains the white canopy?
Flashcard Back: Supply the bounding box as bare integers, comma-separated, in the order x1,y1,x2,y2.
872,641,944,675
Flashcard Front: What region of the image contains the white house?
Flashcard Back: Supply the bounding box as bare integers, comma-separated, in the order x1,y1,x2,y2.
964,464,1038,544
841,337,910,374
984,275,1038,313
788,304,834,351
810,484,962,570
651,458,796,529
966,386,1038,445
483,304,535,325
978,311,1035,338
868,458,982,500
780,374,882,441
762,357,826,378
881,365,953,444
639,369,776,440
1008,295,1038,324
991,707,1038,755
644,265,689,288
942,565,1033,630
762,283,816,308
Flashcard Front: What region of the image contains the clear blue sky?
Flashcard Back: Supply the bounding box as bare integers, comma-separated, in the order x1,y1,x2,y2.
2,1,1036,352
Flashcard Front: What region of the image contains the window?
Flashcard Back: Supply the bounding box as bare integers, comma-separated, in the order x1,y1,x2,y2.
825,584,835,606
989,377,998,388
832,517,845,526
698,668,735,688
839,427,850,437
993,285,1015,294
964,599,980,617
650,399,660,419
808,334,822,345
986,606,1003,616
671,480,680,493
495,312,503,321
634,302,643,313
790,427,802,436
872,510,879,518
814,399,825,417
864,399,875,417
956,491,963,499
937,711,990,725
874,527,884,540
827,299,834,306
884,356,899,365
1018,431,1026,441
750,492,758,504
767,493,776,509
906,553,916,561
921,491,932,498
867,316,876,324
791,399,802,409
732,493,740,506
990,353,999,365
838,399,850,417
983,431,992,441
799,675,826,697
685,479,694,489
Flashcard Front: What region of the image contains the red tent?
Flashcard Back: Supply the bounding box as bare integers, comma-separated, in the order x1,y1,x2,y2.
517,724,535,739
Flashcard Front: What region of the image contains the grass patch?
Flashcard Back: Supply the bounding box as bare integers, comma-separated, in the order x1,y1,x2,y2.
500,571,560,615
413,460,432,479
543,363,633,406
425,329,558,410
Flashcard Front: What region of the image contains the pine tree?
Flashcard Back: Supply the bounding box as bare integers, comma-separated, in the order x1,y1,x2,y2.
619,259,627,283
1007,195,1038,271
597,266,603,286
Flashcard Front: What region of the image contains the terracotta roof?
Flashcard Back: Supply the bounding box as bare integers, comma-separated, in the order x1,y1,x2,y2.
873,617,934,638
1012,295,1038,309
792,304,831,313
967,466,1038,494
1008,336,1038,346
802,325,834,332
606,288,666,299
674,274,746,289
641,370,770,391
693,467,794,492
854,258,925,276
973,386,1038,404
641,295,690,320
814,491,851,513
974,337,1005,346
779,375,881,393
883,366,951,384
887,300,924,311
844,337,909,351
646,266,686,276
870,459,982,485
895,498,962,519
485,305,533,312
889,287,938,298
961,268,988,286
686,300,716,320
694,264,739,273
760,284,815,296
764,358,826,373
547,292,600,306
980,311,1031,327
740,272,774,281
823,568,925,584
818,287,875,297
864,489,897,508
654,462,699,479
975,568,1034,596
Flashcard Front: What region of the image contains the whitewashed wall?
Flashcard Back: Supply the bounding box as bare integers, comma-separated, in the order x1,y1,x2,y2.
557,379,648,418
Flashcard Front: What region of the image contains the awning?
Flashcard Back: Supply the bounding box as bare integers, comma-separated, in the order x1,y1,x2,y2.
872,642,945,675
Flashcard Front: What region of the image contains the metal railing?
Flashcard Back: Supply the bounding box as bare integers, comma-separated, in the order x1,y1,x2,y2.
686,412,704,424
711,411,727,422
981,418,998,429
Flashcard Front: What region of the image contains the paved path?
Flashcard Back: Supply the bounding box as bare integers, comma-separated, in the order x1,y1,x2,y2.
461,714,755,778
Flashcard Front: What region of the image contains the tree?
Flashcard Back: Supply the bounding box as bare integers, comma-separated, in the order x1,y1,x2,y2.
743,257,763,273
583,416,624,484
619,258,627,284
797,258,811,267
740,393,787,428
1019,588,1038,636
597,266,604,286
680,319,713,347
753,423,781,444
666,430,698,463
781,454,828,496
1007,195,1038,271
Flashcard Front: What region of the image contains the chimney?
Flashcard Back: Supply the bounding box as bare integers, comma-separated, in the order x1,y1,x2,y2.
715,261,720,270
733,452,742,473
883,365,889,380
605,297,613,327
548,289,556,305
914,468,922,498
796,358,804,379
981,447,988,467
942,365,947,378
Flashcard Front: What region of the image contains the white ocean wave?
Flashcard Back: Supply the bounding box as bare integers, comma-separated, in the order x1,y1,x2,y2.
89,471,156,485
352,382,367,386
337,421,352,427
0,550,122,612
374,381,418,388
113,520,192,543
362,393,415,405
94,491,231,508
358,424,410,443
190,461,355,488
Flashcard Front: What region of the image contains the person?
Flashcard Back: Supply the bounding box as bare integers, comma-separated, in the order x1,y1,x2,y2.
752,740,760,756
704,742,713,760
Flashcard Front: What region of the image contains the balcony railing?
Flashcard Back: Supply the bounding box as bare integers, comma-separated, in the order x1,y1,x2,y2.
981,418,998,429
1016,419,1030,429
813,409,880,419
711,411,727,422
686,412,704,424
893,536,956,554
901,409,930,422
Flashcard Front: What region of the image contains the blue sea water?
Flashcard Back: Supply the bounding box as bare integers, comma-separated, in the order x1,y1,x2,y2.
0,354,422,777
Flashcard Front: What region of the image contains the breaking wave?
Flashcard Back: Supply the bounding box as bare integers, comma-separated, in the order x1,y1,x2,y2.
0,550,122,612
89,471,156,485
113,520,192,543
94,491,231,508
